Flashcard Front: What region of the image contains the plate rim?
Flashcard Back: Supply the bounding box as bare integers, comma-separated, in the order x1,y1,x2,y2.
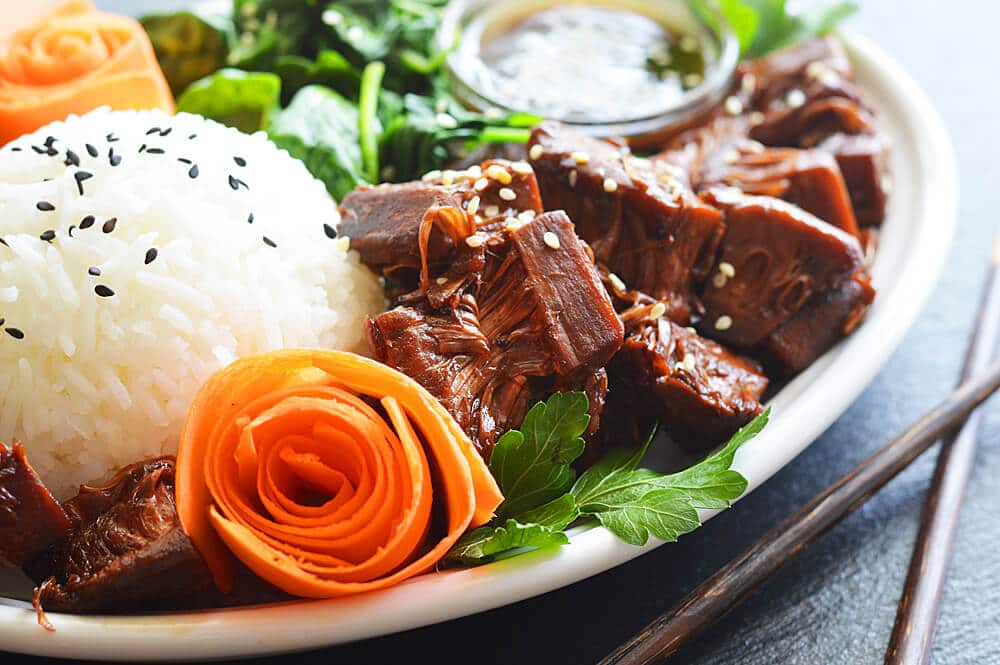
0,29,959,662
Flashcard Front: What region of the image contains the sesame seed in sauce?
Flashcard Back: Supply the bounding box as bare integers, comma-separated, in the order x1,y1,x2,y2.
234,156,247,167
741,73,757,93
323,223,337,239
422,169,442,182
39,229,55,242
510,161,533,175
229,175,248,190
145,248,158,264
36,201,55,212
543,232,560,250
74,171,93,195
436,277,448,285
608,273,626,292
712,273,728,288
80,215,95,229
499,187,517,201
570,151,590,164
681,353,696,373
102,218,117,233
441,172,455,186
603,178,618,193
529,144,544,161
466,165,483,178
188,164,199,179
786,88,806,109
95,285,115,298
262,236,277,248
86,144,98,157
473,178,489,191
483,205,500,218
5,328,24,339
486,164,512,184
465,234,485,248
650,302,667,320
749,111,765,125
719,261,735,278
517,210,536,223
88,266,101,276
724,96,744,116
714,315,733,331
723,149,740,165
467,195,481,215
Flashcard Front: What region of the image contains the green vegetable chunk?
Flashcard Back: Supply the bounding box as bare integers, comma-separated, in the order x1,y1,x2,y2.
446,520,569,566
268,85,367,200
699,0,858,57
177,69,281,134
140,11,231,96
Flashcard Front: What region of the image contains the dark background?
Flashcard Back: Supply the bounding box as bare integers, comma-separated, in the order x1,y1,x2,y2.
9,1,1000,663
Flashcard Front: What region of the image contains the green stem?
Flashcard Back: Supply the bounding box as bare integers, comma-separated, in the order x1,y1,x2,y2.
359,61,385,183
477,126,533,145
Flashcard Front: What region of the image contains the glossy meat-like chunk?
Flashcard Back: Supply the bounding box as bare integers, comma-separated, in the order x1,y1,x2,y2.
339,159,544,285
0,442,70,567
820,132,891,226
528,121,725,323
368,211,623,456
697,189,868,352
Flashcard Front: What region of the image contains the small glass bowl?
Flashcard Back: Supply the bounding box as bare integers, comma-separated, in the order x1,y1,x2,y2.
439,0,739,148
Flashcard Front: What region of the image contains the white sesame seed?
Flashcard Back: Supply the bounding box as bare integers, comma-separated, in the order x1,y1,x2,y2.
499,187,517,201
746,140,765,153
473,177,489,191
749,111,765,125
684,73,703,87
466,195,480,215
724,96,744,116
741,73,757,93
543,231,561,250
685,326,697,335
466,165,483,178
568,169,578,188
465,234,485,248
484,205,500,218
786,88,806,109
714,315,733,331
436,112,458,129
712,273,728,288
486,164,512,184
510,161,533,175
719,261,735,277
440,171,455,186
650,302,667,319
506,220,524,233
421,169,442,182
334,236,350,252
608,273,626,292
517,209,536,223
805,61,827,80
529,144,544,160
723,149,740,165
680,35,699,52
603,178,618,193
571,151,590,164
681,352,696,373
436,276,448,285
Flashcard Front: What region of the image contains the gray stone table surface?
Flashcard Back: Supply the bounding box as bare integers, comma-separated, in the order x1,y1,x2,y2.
8,1,1000,663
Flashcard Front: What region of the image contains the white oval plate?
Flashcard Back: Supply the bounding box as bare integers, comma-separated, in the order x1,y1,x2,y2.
0,31,957,662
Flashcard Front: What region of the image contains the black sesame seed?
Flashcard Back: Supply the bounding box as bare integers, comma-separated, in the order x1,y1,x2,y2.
188,164,199,179
160,128,172,137
188,133,197,140
323,223,337,239
247,213,254,224
10,147,21,152
145,248,158,264
107,133,119,143
234,156,247,167
31,146,46,155
86,143,98,158
88,266,101,276
177,157,192,165
36,201,55,212
138,144,147,153
146,148,165,155
65,149,80,167
0,318,4,326
47,147,58,156
5,328,24,340
44,136,56,147
229,175,248,191
0,238,7,246
95,285,115,298
68,225,76,237
263,236,277,248
80,215,95,229
146,127,161,135
108,149,121,167
102,218,117,233
74,171,93,195
39,229,55,242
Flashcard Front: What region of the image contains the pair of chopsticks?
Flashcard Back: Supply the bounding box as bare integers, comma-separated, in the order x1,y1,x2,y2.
600,232,1000,665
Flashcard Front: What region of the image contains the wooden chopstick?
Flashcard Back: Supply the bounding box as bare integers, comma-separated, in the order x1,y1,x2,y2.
599,361,1000,665
884,233,1000,664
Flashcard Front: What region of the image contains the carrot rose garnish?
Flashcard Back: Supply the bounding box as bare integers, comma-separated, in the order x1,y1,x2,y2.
176,350,504,598
0,0,174,145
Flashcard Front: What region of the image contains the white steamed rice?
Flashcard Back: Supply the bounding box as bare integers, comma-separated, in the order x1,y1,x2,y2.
0,108,385,497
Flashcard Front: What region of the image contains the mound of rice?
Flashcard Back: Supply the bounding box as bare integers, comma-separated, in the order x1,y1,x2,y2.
0,108,385,497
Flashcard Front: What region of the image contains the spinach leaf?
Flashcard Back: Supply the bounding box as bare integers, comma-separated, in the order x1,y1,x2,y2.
140,11,231,96
177,69,281,134
268,85,367,199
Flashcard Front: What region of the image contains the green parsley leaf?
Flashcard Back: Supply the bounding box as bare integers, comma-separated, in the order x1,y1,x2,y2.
594,488,701,546
444,520,569,565
515,494,581,531
489,392,589,519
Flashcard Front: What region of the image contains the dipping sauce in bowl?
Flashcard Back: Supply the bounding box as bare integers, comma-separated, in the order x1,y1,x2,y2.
441,0,737,145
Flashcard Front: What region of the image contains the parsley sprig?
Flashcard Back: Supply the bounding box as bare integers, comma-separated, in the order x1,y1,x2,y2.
444,393,769,565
